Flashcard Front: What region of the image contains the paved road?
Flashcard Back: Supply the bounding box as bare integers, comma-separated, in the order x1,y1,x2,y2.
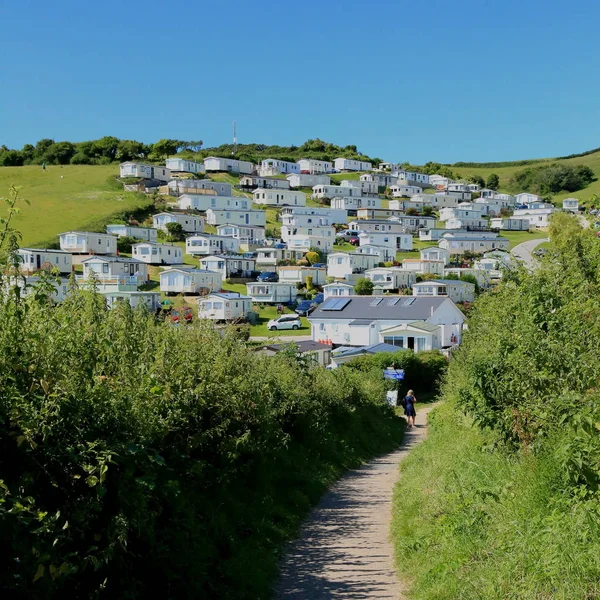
511,237,549,269
250,335,313,343
274,405,435,600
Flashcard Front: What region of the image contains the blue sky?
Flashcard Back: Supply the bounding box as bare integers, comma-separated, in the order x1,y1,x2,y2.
1,0,599,163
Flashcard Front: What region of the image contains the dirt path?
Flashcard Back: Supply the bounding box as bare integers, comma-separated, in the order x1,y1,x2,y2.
274,405,435,599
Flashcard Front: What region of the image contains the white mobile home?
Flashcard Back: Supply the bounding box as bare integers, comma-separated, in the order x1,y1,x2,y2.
365,267,416,290
255,247,305,267
80,256,147,289
165,158,205,175
198,255,256,279
280,225,335,243
331,197,382,211
297,158,333,175
102,291,161,312
281,206,348,227
401,259,445,275
106,225,158,242
198,292,253,322
313,184,363,199
562,198,580,213
341,179,379,196
390,184,423,197
286,234,334,253
152,212,204,233
276,266,327,286
17,248,72,275
159,268,222,295
419,228,452,242
392,170,431,187
131,242,183,265
420,246,451,265
439,235,509,255
490,217,530,231
327,252,380,279
205,209,266,227
176,194,250,212
333,158,372,172
323,282,355,298
8,276,70,304
287,173,331,188
512,208,556,228
445,217,489,230
412,193,459,209
239,175,291,190
186,234,240,256
216,224,265,242
167,179,232,197
413,280,476,303
439,206,485,222
347,219,409,234
59,231,117,255
204,156,253,175
253,189,307,207
358,231,413,251
387,215,436,233
515,193,544,205
259,159,300,176
119,162,171,182
246,282,298,304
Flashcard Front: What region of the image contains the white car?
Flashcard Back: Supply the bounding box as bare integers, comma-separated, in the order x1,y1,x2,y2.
267,315,302,331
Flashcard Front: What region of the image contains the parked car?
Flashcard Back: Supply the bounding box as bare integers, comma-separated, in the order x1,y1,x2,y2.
336,230,361,241
267,315,302,331
311,263,326,268
257,271,278,282
295,300,315,316
313,293,324,304
349,237,360,246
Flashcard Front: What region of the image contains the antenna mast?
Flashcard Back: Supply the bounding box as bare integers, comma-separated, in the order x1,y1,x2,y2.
232,120,237,155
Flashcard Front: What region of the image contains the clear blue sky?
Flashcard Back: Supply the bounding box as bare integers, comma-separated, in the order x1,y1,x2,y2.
1,0,599,164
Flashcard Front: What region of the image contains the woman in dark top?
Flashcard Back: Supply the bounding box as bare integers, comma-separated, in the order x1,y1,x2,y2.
403,389,417,427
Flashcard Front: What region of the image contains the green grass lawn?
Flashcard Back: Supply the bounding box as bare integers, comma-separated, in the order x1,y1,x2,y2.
0,165,153,246
500,229,547,248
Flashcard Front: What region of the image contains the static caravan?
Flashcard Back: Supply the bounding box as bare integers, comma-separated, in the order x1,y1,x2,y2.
413,280,476,303
365,267,416,291
167,179,232,197
159,268,222,295
198,255,256,279
8,276,70,303
253,189,306,207
197,292,253,321
240,175,291,190
216,224,265,242
186,234,240,256
177,194,250,212
286,234,333,253
313,184,363,199
119,162,171,182
287,174,331,188
204,156,253,175
401,259,445,275
490,217,530,231
132,242,183,265
438,235,509,255
59,231,118,255
390,184,423,198
280,206,348,227
17,248,72,275
255,247,305,267
152,212,204,234
259,159,300,176
246,282,298,304
276,266,327,286
327,252,380,279
323,282,355,298
101,291,161,311
297,159,333,175
80,256,147,290
280,225,335,243
106,225,158,242
512,208,556,228
205,209,267,227
358,232,413,251
562,198,580,214
333,158,372,172
341,179,379,196
165,158,205,175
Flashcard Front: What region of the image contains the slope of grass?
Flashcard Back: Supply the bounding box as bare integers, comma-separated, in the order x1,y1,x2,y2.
500,229,547,248
0,165,153,246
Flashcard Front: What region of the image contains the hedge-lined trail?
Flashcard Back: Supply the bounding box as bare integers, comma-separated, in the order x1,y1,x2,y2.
274,405,435,599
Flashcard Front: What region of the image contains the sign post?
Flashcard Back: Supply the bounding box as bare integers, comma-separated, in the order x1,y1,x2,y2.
383,365,405,407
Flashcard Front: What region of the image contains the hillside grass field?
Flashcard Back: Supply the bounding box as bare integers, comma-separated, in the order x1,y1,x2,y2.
0,165,152,246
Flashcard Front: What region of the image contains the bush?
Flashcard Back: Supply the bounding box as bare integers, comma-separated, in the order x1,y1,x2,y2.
116,235,136,254
165,221,184,242
354,278,374,295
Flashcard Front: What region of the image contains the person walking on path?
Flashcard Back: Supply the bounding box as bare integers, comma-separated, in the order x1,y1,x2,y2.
403,389,417,427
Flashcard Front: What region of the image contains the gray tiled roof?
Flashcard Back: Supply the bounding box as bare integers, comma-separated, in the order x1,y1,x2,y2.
309,296,446,321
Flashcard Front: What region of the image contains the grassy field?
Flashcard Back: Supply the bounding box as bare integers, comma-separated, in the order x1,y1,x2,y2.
500,229,547,248
0,165,153,246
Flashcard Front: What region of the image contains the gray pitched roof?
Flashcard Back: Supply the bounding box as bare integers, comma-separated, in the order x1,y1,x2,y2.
333,343,400,358
309,295,447,321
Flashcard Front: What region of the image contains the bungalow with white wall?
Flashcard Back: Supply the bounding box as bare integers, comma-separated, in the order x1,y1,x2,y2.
562,198,580,213
167,179,232,197
308,295,465,348
347,219,408,234
429,174,454,188
8,276,70,304
341,179,379,196
286,234,333,253
253,189,306,207
101,291,161,312
365,267,416,291
389,198,424,213
197,292,253,321
490,217,530,231
323,282,355,299
159,267,222,295
419,228,453,242
198,255,256,279
106,225,158,242
246,282,298,304
131,242,183,265
378,322,445,352
80,256,147,290
313,184,363,199
327,252,380,279
439,233,509,255
205,209,266,227
119,162,171,182
165,158,205,175
512,208,556,228
17,248,72,275
414,193,459,209
282,206,348,227
281,225,335,243
277,266,327,286
387,215,436,233
59,232,118,255
256,247,305,267
259,159,300,176
331,197,382,211
492,193,516,203
240,175,291,190
204,156,253,175
439,206,486,222
287,173,331,188
421,246,451,265
401,258,445,276
413,279,476,303
186,234,240,256
474,197,514,216
437,189,471,202
391,170,431,187
177,194,250,212
390,183,423,198
359,231,413,251
297,159,333,175
334,158,372,172
152,212,204,233
515,192,544,205
216,224,265,242
446,217,489,230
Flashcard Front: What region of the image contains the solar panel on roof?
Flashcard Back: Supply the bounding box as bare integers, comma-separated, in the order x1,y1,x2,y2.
321,298,351,311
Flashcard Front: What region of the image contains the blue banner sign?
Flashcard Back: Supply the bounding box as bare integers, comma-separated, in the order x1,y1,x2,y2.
383,368,405,381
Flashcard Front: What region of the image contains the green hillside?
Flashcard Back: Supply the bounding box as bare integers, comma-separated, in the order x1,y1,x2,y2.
0,165,153,246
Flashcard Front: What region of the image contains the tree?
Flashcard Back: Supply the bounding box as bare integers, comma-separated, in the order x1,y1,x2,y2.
468,175,485,187
486,173,500,190
422,206,434,217
354,278,374,295
165,222,184,242
151,139,180,160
